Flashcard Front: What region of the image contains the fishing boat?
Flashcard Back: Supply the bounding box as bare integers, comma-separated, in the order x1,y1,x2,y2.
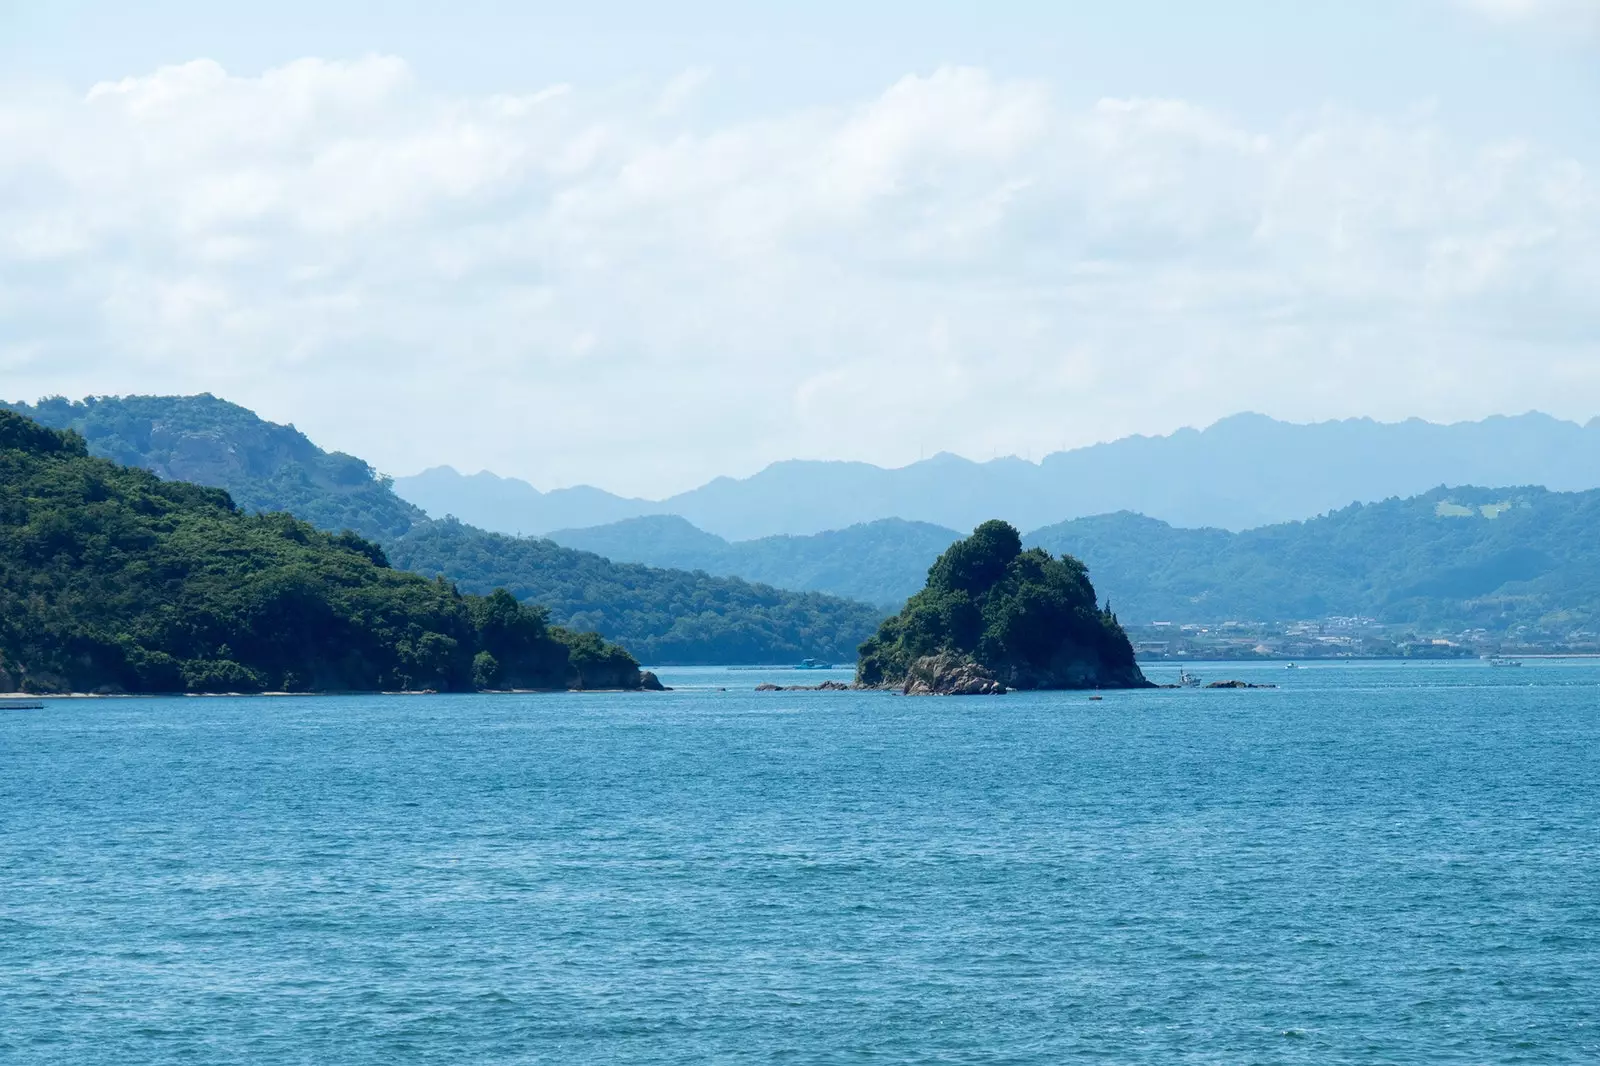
1487,657,1523,668
796,658,834,670
1177,668,1202,688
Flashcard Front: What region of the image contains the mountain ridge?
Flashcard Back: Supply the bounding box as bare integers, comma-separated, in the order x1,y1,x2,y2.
394,410,1600,538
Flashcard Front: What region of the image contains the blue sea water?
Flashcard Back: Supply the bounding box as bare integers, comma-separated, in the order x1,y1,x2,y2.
3,659,1598,1064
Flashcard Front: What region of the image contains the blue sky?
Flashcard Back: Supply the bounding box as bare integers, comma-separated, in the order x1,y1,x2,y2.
1,0,1596,493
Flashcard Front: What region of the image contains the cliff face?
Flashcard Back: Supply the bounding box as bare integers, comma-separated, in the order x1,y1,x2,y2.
901,653,1007,696
857,520,1149,693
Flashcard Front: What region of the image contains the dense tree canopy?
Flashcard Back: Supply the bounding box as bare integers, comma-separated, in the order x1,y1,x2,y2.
390,520,885,665
0,410,638,694
858,520,1145,690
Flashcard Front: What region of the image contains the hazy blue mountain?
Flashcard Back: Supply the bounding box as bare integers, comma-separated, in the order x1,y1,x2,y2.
547,515,962,607
545,515,732,571
4,394,886,664
395,466,655,535
1025,486,1600,635
394,412,1600,539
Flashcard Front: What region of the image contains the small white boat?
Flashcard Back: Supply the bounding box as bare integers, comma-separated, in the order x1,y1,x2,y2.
1487,657,1523,668
1177,668,1202,688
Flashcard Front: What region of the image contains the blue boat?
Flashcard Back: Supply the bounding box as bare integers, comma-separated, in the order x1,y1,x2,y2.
796,658,834,670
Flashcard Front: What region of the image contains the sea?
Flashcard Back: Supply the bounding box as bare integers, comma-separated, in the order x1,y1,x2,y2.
3,659,1597,1064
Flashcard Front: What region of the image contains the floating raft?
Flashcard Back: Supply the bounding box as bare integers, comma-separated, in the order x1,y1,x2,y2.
0,700,44,710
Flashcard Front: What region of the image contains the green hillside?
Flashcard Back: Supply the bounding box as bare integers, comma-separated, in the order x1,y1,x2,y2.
1027,487,1600,634
5,394,887,664
390,521,884,665
0,410,640,694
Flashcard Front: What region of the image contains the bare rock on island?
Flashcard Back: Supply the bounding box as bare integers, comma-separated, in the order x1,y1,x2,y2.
902,653,1007,696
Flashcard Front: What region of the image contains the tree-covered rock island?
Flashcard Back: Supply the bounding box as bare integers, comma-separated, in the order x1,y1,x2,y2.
857,520,1149,694
0,410,647,695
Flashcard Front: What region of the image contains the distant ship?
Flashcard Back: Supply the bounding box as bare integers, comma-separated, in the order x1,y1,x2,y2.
796,658,834,670
1487,657,1524,668
1177,668,1202,687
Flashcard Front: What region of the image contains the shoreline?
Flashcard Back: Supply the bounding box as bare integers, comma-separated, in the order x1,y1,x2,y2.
0,688,663,700
9,655,1592,702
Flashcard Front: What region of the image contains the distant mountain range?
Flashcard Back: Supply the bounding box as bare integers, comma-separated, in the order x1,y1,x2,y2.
3,395,884,664
546,488,1600,636
397,466,655,538
396,412,1600,538
13,393,1600,645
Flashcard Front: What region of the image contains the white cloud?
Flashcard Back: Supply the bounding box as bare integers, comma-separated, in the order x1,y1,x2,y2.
1459,0,1600,31
0,57,1596,495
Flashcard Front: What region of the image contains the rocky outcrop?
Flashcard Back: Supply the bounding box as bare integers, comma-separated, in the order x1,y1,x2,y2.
640,670,667,691
902,653,1007,696
756,680,852,691
1205,680,1277,689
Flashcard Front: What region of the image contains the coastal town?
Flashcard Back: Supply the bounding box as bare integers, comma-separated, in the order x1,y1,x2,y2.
1124,617,1600,661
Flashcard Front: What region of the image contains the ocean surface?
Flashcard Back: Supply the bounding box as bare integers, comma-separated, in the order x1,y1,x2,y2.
3,659,1598,1064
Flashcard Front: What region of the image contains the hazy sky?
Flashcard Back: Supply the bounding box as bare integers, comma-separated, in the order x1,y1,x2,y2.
2,1,1597,495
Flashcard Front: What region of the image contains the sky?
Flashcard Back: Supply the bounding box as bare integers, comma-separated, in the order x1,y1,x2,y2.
1,0,1597,496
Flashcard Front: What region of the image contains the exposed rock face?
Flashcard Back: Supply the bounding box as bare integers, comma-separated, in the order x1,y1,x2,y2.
1205,680,1278,689
755,680,853,692
902,653,1007,696
639,670,667,691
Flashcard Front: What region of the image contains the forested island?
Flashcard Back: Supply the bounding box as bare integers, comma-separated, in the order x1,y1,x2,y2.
4,395,884,665
858,520,1148,693
0,410,647,694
